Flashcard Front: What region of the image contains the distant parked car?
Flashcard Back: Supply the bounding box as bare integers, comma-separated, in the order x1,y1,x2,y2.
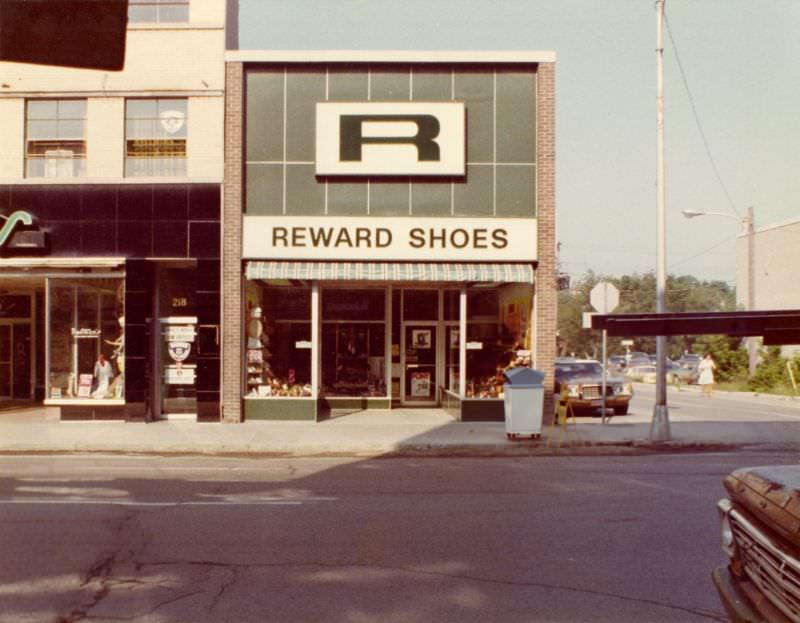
555,358,633,415
626,361,687,384
625,364,657,383
676,354,702,384
607,355,627,373
627,351,650,368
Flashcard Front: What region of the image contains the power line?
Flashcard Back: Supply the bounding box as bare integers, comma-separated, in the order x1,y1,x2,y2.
664,14,740,219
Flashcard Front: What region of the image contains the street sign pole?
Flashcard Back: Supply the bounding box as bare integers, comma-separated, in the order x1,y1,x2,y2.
590,282,620,425
601,328,608,423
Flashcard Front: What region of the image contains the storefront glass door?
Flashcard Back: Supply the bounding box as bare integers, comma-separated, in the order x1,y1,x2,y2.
402,324,437,405
0,322,32,401
0,325,10,399
160,316,197,418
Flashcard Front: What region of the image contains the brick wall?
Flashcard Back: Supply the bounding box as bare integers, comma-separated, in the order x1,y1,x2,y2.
535,62,557,422
222,62,243,423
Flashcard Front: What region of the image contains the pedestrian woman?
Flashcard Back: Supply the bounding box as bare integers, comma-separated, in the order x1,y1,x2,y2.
698,353,716,398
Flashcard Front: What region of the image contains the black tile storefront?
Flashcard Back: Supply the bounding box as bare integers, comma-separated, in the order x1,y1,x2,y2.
0,183,221,422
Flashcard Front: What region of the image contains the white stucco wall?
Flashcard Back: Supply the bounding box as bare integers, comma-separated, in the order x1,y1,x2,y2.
188,97,224,178
0,0,225,182
86,99,125,178
0,29,224,95
0,99,24,178
737,219,800,311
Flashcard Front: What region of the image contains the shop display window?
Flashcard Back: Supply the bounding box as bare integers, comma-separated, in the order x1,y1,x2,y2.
46,278,125,401
321,289,386,397
245,283,312,398
465,286,532,399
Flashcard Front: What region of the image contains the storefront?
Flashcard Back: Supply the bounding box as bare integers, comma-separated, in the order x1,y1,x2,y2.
223,51,557,422
0,184,221,421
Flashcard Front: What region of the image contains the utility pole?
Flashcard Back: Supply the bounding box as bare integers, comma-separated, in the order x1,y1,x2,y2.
745,205,756,376
652,0,671,442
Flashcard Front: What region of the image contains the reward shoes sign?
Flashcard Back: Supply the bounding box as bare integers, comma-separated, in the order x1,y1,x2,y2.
316,102,466,176
243,216,537,262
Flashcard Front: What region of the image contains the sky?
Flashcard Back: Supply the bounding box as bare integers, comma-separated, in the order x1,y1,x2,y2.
235,0,800,285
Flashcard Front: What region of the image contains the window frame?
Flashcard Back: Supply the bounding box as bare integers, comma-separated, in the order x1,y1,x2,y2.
25,98,87,179
127,0,189,24
124,97,189,178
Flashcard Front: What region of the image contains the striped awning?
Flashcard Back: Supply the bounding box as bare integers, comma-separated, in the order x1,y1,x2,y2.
245,261,534,284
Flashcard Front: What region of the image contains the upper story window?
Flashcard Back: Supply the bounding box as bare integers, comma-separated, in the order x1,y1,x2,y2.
128,0,189,23
25,99,87,178
125,99,188,177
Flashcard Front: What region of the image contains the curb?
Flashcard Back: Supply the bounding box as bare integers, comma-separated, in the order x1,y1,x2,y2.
0,440,756,458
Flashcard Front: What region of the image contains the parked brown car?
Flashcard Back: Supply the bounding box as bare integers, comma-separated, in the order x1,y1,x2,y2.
713,466,800,622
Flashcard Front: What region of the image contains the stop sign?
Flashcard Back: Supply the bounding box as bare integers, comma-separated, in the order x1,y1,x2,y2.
590,281,619,314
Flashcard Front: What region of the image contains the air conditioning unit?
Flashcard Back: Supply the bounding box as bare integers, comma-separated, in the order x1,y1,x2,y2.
44,149,74,178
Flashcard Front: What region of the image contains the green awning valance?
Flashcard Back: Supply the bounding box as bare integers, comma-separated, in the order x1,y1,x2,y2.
245,261,534,284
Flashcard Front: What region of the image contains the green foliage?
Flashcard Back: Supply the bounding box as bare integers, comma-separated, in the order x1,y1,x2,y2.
748,346,791,392
557,271,737,359
691,334,748,384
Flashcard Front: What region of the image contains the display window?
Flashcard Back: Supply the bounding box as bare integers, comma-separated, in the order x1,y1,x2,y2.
244,283,312,397
465,285,532,399
46,277,125,401
321,288,386,397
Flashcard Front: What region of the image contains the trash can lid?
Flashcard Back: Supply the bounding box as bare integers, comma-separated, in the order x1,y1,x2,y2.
503,366,545,387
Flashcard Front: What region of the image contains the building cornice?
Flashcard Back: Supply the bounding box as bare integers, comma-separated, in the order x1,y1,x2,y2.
225,50,556,64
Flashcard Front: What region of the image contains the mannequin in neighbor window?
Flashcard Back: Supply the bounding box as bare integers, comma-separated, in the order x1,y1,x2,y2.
92,353,114,399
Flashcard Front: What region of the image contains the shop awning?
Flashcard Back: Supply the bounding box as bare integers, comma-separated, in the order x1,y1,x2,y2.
245,261,534,284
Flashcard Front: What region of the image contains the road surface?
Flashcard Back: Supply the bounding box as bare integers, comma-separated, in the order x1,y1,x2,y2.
2,450,796,622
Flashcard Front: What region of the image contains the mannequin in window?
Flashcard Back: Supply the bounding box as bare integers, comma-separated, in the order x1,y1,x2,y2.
92,353,114,399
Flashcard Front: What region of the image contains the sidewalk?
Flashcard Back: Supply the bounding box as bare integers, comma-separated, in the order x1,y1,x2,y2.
1,386,799,457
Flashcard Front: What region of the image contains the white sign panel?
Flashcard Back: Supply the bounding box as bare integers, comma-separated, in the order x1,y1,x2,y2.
243,216,537,262
316,102,465,176
590,281,620,314
164,365,196,385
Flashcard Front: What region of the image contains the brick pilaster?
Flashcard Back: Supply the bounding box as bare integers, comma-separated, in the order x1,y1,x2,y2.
535,62,557,422
222,62,243,423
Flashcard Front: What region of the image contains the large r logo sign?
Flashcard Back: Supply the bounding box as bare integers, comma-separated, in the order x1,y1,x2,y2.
339,115,441,163
316,102,465,176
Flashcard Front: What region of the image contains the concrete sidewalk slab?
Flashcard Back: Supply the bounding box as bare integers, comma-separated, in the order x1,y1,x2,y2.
0,400,798,457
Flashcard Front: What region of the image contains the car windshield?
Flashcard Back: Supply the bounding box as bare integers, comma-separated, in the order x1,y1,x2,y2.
556,362,603,378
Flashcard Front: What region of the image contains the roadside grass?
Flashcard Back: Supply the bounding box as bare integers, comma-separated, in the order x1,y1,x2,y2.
716,381,800,397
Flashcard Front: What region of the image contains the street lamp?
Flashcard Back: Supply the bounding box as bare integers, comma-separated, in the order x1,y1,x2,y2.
681,206,756,376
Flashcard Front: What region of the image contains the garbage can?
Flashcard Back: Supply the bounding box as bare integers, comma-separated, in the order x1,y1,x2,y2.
503,367,545,439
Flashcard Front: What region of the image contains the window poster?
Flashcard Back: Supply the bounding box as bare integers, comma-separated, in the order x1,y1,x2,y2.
410,371,431,397
77,374,93,398
412,329,432,349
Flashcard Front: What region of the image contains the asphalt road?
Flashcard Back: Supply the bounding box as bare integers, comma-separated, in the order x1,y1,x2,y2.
2,450,797,623
624,382,800,423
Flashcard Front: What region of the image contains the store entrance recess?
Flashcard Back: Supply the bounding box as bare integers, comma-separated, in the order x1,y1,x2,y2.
0,294,34,402
400,290,439,406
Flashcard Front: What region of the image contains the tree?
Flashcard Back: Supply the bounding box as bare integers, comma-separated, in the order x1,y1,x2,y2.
557,271,738,359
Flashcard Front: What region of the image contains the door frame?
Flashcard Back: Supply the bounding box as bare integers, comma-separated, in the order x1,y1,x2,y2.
400,320,439,406
0,291,36,401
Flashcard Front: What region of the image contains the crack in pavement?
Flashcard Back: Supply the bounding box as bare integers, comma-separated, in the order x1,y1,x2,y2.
56,510,144,623
130,558,727,621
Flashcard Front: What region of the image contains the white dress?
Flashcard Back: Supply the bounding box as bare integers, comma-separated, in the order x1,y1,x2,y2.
698,359,715,385
92,360,114,398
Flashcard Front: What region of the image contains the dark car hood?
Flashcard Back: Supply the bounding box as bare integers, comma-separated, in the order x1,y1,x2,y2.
724,466,800,545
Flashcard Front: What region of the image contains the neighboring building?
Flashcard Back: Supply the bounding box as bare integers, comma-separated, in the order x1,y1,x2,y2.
0,0,225,420
222,51,557,422
736,216,799,311
736,216,800,355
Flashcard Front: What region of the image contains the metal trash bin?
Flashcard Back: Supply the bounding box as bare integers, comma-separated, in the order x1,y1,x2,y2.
503,367,545,439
